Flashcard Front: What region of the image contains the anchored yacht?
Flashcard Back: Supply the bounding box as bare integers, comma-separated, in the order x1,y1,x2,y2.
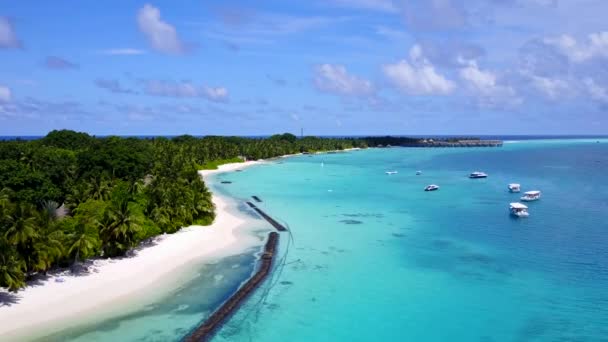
508,183,521,193
510,202,529,217
469,171,488,179
424,184,440,191
520,190,541,201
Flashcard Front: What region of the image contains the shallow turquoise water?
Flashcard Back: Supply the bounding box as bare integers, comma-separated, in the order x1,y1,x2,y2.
42,140,608,341
211,140,608,341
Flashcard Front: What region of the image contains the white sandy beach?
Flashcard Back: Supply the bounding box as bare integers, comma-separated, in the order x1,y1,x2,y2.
0,161,264,340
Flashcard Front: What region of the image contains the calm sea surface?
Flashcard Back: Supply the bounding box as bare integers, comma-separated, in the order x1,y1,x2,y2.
46,139,608,341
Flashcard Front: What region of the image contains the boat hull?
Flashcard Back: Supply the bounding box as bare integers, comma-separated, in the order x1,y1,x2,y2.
510,211,529,217
520,197,539,202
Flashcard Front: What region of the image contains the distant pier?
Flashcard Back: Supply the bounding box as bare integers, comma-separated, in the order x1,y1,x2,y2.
410,139,503,147
185,232,280,342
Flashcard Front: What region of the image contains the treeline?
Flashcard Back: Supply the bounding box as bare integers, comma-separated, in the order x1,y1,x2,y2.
0,130,366,291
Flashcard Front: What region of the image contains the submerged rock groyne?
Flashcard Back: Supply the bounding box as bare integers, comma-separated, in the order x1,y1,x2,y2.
185,231,280,342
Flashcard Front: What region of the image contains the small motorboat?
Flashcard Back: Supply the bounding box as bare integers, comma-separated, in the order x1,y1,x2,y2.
508,183,521,193
416,170,422,175
520,190,541,201
424,184,440,191
386,171,398,175
510,202,529,217
469,171,488,178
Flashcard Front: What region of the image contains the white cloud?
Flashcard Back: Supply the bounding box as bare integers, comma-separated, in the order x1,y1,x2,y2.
530,75,569,99
137,4,186,54
100,48,146,55
330,0,399,13
0,17,21,49
290,113,300,121
383,45,455,95
459,60,499,94
313,64,375,96
544,32,608,63
459,60,520,107
0,85,11,102
143,80,229,102
584,78,608,103
202,86,229,101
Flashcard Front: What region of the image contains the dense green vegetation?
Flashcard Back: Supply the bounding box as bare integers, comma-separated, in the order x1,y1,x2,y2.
198,157,244,170
0,130,369,291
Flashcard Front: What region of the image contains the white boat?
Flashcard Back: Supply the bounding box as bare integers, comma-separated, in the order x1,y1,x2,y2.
520,190,541,201
416,170,422,175
510,202,529,217
424,184,440,191
508,183,521,193
386,171,398,175
469,171,488,179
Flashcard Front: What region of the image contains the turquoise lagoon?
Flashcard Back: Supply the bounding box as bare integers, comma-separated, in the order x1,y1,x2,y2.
49,139,608,341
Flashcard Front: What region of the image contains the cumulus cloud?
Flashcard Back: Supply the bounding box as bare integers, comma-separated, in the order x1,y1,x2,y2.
100,48,146,55
137,4,187,54
544,32,608,63
44,56,78,70
0,85,11,102
460,60,498,93
0,17,21,49
416,40,486,68
459,59,520,107
95,79,135,94
383,45,455,95
518,33,608,103
313,64,375,96
529,75,569,100
143,80,229,102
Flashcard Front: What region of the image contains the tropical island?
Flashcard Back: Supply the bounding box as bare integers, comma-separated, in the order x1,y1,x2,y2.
0,130,367,291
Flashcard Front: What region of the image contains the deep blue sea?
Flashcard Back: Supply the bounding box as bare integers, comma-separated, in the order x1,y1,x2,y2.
42,139,608,341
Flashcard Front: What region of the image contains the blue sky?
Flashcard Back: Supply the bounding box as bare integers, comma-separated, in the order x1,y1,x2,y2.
0,0,607,136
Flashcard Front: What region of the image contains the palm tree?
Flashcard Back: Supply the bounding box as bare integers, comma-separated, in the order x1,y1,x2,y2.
31,206,64,273
87,176,111,201
69,223,98,264
32,230,64,273
0,188,12,227
0,252,26,292
127,179,145,196
98,198,141,256
66,182,89,211
4,203,39,247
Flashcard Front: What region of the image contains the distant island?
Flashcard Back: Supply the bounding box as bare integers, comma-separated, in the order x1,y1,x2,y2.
0,130,499,291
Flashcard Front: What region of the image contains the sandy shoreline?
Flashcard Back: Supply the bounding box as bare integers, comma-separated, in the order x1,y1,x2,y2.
0,160,264,340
